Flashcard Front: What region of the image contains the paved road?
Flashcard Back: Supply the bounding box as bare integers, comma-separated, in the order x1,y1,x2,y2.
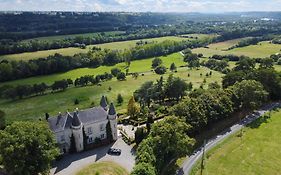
177,102,280,175
50,138,135,175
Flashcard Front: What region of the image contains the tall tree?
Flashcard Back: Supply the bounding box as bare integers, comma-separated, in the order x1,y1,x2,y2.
127,96,141,119
0,122,59,175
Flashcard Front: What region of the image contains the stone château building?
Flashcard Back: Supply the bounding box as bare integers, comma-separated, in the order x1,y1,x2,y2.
48,96,118,153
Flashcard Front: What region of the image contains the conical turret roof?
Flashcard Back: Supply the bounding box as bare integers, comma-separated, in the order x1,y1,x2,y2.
108,102,116,115
100,95,108,109
72,111,81,127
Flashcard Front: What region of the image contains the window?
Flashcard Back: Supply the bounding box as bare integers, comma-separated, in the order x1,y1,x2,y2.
88,137,93,143
100,124,105,131
100,134,105,139
60,135,65,142
87,127,92,134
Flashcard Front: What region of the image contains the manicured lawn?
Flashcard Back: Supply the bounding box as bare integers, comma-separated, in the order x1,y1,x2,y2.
191,109,281,175
76,161,129,175
0,34,213,61
0,66,223,122
0,52,185,86
193,39,281,58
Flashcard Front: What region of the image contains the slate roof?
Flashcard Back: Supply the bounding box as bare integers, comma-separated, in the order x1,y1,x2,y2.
100,95,108,109
72,112,81,127
108,103,116,115
48,107,108,133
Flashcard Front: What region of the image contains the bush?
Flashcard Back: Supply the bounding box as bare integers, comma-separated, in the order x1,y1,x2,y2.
154,66,167,75
117,94,124,104
116,72,126,81
74,98,79,105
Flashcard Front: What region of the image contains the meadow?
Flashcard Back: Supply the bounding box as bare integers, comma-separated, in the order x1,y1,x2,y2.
0,52,185,86
193,39,281,58
0,34,212,61
191,109,281,175
0,66,223,122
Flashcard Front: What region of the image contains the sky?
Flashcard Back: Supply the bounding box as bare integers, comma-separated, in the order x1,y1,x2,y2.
0,0,281,13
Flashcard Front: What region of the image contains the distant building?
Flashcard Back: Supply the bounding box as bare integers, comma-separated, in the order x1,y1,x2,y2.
48,96,117,153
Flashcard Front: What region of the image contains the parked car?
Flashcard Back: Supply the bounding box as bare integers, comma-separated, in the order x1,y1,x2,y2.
108,148,121,155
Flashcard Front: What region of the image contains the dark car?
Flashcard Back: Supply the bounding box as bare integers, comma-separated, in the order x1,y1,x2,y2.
108,148,121,155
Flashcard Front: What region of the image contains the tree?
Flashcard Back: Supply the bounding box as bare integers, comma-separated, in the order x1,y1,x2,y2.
134,81,154,107
131,163,156,175
0,110,5,130
222,70,246,88
127,96,140,119
184,53,200,69
117,94,124,104
230,80,268,111
259,57,274,69
233,56,255,71
169,63,177,72
152,57,163,68
111,68,121,77
154,66,167,75
150,117,195,171
0,121,59,175
116,72,126,81
165,75,191,101
51,79,68,91
135,127,146,145
208,82,221,89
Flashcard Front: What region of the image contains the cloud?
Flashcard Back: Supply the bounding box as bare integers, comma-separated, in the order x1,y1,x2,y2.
0,0,281,12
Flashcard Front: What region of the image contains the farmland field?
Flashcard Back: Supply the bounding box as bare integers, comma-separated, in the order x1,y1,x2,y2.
193,39,281,58
0,66,223,122
0,34,213,61
191,109,281,175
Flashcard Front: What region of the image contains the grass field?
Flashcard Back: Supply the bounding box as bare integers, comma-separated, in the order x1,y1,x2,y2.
0,34,212,61
193,39,281,58
76,161,129,175
191,109,281,175
0,52,185,86
0,66,222,122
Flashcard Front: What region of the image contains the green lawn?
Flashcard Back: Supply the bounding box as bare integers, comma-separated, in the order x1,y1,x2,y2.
193,39,281,58
0,66,222,122
0,52,185,86
0,34,213,61
76,161,129,175
191,109,281,175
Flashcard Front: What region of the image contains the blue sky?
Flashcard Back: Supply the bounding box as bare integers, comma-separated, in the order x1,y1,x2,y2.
0,0,281,12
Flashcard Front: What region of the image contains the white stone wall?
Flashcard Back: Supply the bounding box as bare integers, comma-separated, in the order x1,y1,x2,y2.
72,126,84,152
108,114,118,141
84,120,108,144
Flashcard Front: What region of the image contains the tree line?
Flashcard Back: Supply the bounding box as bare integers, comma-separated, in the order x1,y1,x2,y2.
0,39,207,82
1,71,124,100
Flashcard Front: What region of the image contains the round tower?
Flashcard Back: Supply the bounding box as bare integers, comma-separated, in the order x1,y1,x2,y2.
71,111,84,152
108,102,118,141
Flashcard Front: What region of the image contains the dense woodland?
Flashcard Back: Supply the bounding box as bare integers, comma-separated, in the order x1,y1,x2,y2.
1,12,281,55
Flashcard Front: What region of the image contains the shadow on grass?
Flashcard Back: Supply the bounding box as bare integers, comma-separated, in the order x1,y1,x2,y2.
247,115,270,129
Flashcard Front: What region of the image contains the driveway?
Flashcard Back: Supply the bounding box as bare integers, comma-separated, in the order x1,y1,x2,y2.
50,138,135,175
177,102,280,175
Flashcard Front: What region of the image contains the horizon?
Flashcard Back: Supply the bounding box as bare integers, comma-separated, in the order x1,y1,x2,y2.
1,0,281,13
